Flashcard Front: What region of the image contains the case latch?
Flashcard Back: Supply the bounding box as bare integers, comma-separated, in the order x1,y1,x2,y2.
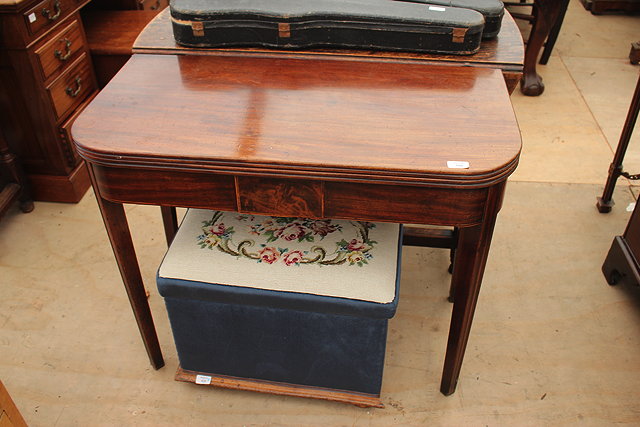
191,21,204,37
452,27,468,43
279,23,291,38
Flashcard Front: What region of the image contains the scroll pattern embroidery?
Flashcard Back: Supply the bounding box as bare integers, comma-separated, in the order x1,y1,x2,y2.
197,212,377,267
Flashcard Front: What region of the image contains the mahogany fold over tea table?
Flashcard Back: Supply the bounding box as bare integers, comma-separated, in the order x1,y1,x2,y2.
72,12,523,402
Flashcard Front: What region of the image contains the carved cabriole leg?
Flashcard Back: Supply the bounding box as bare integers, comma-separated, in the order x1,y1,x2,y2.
518,0,567,96
520,3,550,96
160,206,179,246
87,164,165,369
440,182,506,396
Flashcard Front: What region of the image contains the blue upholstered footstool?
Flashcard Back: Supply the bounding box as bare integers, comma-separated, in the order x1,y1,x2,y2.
157,209,402,407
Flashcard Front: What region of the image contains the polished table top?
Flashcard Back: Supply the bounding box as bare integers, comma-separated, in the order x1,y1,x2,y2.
73,54,520,189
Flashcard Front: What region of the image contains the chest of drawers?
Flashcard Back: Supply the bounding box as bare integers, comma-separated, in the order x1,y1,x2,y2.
0,0,98,202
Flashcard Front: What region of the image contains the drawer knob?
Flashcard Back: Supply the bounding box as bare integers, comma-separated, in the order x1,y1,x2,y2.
54,38,73,62
41,0,61,21
65,76,82,98
150,0,161,10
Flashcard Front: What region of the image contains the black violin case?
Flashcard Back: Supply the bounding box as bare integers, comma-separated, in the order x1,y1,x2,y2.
397,0,504,38
170,0,489,55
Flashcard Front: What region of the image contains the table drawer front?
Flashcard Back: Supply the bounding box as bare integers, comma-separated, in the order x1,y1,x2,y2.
34,18,85,82
23,0,76,38
91,166,238,209
236,177,323,218
325,182,487,226
47,52,95,121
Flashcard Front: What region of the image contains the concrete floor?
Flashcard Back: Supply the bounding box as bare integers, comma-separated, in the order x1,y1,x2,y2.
2,0,640,425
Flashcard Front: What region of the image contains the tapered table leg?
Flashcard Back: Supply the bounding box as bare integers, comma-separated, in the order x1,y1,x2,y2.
440,183,505,395
160,206,179,246
88,166,164,370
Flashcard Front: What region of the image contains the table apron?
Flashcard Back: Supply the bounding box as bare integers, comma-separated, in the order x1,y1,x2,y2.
91,164,492,227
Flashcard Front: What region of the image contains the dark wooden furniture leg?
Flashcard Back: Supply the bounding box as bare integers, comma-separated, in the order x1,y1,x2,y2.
630,41,640,65
160,206,179,246
519,0,568,96
539,0,569,65
440,183,504,396
88,167,164,369
597,73,640,213
0,130,34,216
402,226,459,300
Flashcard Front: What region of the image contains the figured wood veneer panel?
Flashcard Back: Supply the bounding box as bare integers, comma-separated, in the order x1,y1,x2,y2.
92,165,237,209
325,182,487,226
237,176,322,218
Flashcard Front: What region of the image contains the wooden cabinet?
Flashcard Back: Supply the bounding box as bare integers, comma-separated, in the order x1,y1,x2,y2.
0,0,166,202
0,0,97,202
602,201,640,288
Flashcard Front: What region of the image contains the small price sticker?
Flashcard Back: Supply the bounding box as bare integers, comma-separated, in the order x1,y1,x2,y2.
28,13,37,23
195,375,212,385
447,161,470,169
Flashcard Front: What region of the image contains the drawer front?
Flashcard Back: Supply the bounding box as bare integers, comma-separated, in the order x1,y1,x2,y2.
23,0,76,38
47,52,95,121
324,182,487,226
34,19,84,82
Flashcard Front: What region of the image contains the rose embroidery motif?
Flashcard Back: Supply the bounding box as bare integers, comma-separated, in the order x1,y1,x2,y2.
207,223,227,236
258,247,280,264
283,250,304,266
276,223,308,241
347,239,370,252
197,212,377,267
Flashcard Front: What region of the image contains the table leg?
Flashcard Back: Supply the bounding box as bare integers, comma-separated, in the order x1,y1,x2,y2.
88,166,165,369
520,0,567,96
160,206,179,246
440,183,505,395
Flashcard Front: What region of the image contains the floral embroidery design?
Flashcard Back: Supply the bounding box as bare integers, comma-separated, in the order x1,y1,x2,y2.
197,212,377,267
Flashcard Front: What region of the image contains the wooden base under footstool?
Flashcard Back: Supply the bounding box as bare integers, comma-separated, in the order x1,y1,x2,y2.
175,367,384,408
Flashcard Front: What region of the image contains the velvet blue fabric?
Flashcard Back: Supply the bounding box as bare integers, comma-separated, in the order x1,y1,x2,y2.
164,296,389,394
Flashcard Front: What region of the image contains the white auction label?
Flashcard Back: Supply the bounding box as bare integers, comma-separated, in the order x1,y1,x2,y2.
195,375,212,385
428,6,446,11
447,161,470,169
28,13,37,23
